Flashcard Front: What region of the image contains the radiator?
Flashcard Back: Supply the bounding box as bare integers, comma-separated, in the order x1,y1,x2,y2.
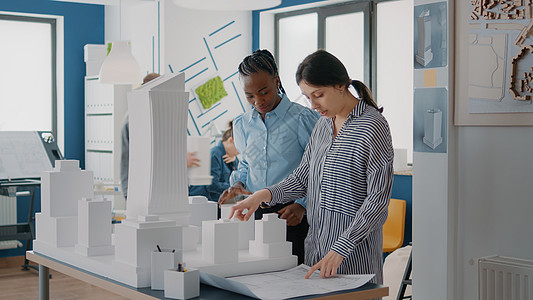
0,193,20,250
479,255,533,300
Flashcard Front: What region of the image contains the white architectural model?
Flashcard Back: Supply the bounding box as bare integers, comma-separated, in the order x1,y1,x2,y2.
423,108,443,149
416,9,433,66
126,73,190,224
221,204,255,250
75,198,114,256
188,196,218,227
184,196,218,250
249,214,292,258
33,73,297,289
36,160,93,247
202,219,239,264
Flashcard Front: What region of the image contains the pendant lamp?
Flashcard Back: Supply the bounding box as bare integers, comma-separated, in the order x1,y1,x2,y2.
98,41,141,84
173,0,281,11
98,0,141,84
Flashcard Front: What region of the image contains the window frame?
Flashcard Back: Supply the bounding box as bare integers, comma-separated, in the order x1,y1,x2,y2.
274,0,405,100
0,13,57,136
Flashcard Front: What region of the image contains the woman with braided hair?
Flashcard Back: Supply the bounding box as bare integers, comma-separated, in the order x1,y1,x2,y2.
218,49,319,264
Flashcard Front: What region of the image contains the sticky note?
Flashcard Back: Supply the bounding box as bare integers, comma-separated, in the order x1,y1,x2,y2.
424,69,437,87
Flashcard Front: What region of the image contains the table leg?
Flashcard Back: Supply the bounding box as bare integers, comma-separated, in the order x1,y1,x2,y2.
39,264,50,300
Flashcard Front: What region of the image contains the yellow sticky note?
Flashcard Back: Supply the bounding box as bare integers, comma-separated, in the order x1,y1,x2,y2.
424,69,437,87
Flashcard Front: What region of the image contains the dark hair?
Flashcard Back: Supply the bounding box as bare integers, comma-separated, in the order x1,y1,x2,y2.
296,49,382,113
238,49,286,95
142,72,160,84
221,120,233,142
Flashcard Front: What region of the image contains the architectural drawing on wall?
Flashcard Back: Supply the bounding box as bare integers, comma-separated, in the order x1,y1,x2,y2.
168,20,248,140
414,2,447,69
416,10,433,67
468,0,533,113
422,109,443,150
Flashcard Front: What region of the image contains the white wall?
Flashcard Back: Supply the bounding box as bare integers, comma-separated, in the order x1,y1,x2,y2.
109,0,252,138
159,0,251,136
456,127,533,299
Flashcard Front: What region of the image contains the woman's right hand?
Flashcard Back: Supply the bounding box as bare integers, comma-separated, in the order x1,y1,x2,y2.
229,189,271,221
218,183,251,205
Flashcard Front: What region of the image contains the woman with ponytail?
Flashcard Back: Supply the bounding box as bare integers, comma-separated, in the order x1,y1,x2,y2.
219,49,320,265
230,50,394,286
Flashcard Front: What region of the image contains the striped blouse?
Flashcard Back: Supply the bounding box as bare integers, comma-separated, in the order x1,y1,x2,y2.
267,100,394,284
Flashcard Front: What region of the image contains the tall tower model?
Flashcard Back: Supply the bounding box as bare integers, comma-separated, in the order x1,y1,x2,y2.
126,73,190,224
416,9,433,67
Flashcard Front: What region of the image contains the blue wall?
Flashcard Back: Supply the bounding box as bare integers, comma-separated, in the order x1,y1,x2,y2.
391,175,413,246
0,0,104,166
0,0,104,258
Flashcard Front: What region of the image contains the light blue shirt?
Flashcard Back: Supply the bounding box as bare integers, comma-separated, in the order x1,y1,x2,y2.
230,94,319,208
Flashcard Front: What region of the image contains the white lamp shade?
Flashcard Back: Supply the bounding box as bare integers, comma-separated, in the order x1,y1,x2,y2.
173,0,281,11
98,41,141,84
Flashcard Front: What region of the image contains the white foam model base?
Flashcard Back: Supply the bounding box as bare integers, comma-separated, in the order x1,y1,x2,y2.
183,244,297,277
35,213,78,248
34,240,151,287
182,225,200,251
113,217,183,273
34,238,298,288
75,244,115,256
249,240,292,258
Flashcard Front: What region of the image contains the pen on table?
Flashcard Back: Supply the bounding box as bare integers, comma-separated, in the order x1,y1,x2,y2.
156,245,162,252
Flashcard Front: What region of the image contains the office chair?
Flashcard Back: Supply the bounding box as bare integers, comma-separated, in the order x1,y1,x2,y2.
383,198,406,253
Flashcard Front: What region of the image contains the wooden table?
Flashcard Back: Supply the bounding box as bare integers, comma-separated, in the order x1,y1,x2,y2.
27,251,388,300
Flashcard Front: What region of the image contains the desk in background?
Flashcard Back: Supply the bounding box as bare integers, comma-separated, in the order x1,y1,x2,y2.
27,251,388,300
0,179,41,269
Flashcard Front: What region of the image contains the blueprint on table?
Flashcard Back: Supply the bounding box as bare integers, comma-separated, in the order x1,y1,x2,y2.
200,264,374,300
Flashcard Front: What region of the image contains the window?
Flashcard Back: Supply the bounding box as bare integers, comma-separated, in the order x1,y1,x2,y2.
274,0,414,163
0,14,57,135
275,2,370,106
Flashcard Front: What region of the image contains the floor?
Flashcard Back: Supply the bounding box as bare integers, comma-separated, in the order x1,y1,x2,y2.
0,256,128,300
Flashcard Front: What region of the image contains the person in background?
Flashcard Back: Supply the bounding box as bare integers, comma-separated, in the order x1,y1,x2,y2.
189,121,239,202
218,49,320,264
229,50,394,284
120,73,200,200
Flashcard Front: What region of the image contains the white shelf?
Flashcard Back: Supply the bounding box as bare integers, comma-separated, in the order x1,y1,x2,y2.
84,75,131,211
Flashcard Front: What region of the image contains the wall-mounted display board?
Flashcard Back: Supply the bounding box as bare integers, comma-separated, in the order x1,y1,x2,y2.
455,0,533,126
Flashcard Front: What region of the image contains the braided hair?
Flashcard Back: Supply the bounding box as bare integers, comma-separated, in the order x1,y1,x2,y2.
238,49,286,95
296,49,382,113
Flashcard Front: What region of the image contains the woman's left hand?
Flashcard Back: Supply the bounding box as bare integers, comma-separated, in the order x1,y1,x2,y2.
304,250,344,279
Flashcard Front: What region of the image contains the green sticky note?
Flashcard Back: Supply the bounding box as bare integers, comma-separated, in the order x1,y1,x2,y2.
195,76,228,109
